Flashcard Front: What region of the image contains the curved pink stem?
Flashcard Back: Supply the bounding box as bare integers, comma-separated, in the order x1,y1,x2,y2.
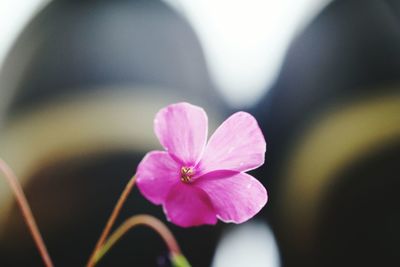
86,175,136,267
92,214,181,265
0,159,54,267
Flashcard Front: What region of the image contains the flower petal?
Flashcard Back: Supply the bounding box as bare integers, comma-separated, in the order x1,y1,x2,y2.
199,112,266,174
136,151,180,205
164,183,217,227
195,172,267,223
154,102,208,165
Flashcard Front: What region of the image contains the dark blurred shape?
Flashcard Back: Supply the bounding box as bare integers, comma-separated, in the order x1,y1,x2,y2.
0,0,225,266
254,0,400,266
156,252,172,267
318,142,400,267
259,0,400,142
0,0,221,119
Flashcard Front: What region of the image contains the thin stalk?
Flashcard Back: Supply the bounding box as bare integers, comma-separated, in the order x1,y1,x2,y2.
86,175,136,267
92,214,181,266
0,159,54,267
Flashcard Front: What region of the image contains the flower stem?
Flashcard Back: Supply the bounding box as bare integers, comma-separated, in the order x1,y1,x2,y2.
0,159,54,267
92,214,189,267
86,175,137,267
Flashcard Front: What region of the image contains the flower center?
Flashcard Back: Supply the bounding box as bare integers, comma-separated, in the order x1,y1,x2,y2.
180,166,194,183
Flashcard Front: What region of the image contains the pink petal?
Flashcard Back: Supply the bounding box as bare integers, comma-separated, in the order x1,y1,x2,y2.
164,183,217,227
195,172,267,223
154,102,208,165
198,112,266,174
136,151,180,205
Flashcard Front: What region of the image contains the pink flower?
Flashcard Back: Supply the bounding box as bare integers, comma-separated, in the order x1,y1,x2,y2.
136,102,268,227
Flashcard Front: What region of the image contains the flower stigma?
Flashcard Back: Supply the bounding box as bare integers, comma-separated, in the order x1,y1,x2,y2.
180,167,194,183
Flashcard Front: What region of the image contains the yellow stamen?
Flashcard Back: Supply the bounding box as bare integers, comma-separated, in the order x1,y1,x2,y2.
180,167,194,183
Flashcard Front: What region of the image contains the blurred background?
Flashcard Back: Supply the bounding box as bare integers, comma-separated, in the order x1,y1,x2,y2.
0,0,399,266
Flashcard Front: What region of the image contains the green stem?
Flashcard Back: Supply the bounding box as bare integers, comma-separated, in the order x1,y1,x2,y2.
0,159,54,267
93,214,190,267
